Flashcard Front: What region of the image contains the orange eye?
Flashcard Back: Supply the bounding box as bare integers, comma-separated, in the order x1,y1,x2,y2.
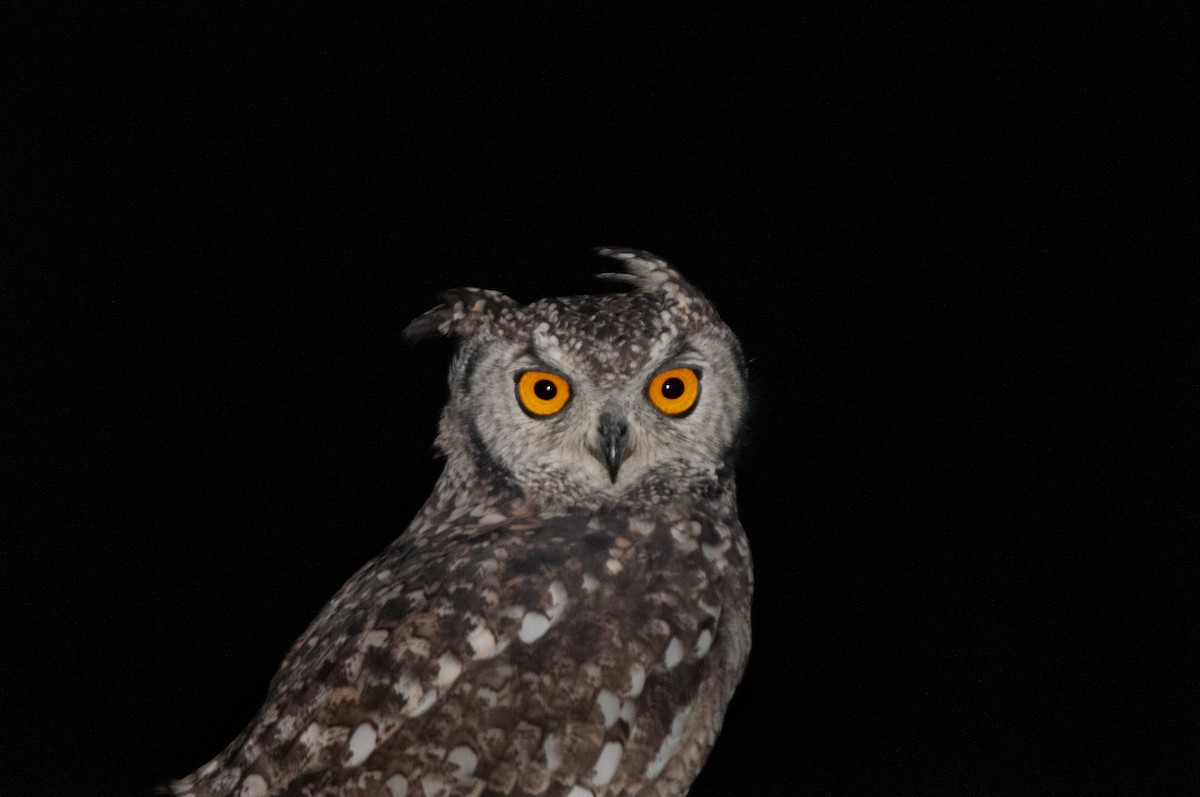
647,367,700,416
516,371,571,416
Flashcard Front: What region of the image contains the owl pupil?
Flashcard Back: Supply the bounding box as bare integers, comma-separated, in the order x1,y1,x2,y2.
661,377,685,399
534,380,557,400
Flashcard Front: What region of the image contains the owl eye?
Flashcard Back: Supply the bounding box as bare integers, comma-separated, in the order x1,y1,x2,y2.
516,370,572,417
647,367,700,416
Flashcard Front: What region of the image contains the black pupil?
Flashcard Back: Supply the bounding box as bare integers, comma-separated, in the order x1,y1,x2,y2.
534,379,557,400
661,377,685,399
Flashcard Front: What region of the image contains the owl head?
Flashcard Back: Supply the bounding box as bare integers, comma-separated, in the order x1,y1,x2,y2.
405,248,749,509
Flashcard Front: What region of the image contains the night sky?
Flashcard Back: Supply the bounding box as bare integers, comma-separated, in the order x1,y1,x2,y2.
8,6,1193,795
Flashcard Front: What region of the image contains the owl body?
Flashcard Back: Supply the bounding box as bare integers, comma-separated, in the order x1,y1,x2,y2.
172,250,752,797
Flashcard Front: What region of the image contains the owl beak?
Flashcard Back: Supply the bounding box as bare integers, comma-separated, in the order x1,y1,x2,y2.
597,411,629,483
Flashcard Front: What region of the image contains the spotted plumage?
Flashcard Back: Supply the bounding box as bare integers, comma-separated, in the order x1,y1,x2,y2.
170,248,752,797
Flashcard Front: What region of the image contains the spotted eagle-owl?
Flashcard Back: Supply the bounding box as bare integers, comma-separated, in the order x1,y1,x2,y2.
170,248,752,797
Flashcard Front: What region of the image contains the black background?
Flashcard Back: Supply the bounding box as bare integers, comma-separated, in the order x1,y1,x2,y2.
7,5,1195,796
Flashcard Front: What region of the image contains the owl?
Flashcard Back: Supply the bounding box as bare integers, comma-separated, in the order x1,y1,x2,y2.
169,248,752,797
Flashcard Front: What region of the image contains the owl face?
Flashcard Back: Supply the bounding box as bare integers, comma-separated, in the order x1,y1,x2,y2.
407,250,748,508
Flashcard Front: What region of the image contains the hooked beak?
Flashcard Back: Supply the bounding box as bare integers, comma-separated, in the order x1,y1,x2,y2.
596,411,629,483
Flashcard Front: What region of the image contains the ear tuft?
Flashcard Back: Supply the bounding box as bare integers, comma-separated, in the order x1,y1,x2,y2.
403,288,520,342
594,246,679,290
594,246,717,318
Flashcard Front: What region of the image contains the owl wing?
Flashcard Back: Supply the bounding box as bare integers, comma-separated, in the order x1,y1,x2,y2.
172,504,749,797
